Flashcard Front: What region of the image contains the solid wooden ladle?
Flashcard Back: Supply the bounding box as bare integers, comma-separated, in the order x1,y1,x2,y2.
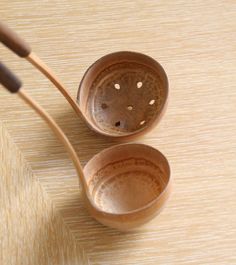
0,21,169,140
0,61,171,230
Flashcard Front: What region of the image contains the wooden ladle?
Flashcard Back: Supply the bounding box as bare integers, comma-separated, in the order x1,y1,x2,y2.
0,21,169,140
0,61,171,230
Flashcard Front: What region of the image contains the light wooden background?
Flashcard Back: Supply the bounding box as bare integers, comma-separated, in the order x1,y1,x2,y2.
0,1,236,264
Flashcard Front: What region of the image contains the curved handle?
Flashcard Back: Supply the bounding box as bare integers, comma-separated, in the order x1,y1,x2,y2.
0,61,89,198
18,89,88,194
0,61,22,92
0,21,31,57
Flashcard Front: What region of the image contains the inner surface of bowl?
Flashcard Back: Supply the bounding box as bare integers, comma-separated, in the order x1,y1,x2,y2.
83,144,170,214
89,158,165,214
78,52,168,137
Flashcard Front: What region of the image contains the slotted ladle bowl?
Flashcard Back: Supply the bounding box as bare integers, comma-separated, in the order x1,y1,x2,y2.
78,51,169,138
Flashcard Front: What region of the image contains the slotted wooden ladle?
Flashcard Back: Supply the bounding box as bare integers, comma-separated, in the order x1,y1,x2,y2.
0,21,169,140
0,61,171,230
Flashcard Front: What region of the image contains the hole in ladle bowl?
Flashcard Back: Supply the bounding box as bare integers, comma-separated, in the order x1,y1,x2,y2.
137,82,143,88
149,99,155,105
101,103,108,109
127,105,133,111
140,120,146,126
115,121,121,127
114,83,120,90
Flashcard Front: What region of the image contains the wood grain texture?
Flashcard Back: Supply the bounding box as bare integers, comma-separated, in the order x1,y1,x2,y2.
0,0,236,264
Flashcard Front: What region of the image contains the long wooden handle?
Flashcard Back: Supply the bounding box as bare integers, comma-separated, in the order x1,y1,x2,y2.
18,90,88,192
0,21,31,57
0,62,88,194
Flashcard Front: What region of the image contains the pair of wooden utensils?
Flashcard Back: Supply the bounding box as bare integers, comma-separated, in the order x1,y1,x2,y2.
0,22,171,230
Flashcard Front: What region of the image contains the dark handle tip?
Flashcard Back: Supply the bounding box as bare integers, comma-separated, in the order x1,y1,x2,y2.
0,61,22,93
0,21,31,57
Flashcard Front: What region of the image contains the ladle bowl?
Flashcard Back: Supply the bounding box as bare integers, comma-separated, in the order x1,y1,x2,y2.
84,143,171,230
78,51,169,139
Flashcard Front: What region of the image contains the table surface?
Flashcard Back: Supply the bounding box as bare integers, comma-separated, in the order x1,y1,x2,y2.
0,1,236,264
